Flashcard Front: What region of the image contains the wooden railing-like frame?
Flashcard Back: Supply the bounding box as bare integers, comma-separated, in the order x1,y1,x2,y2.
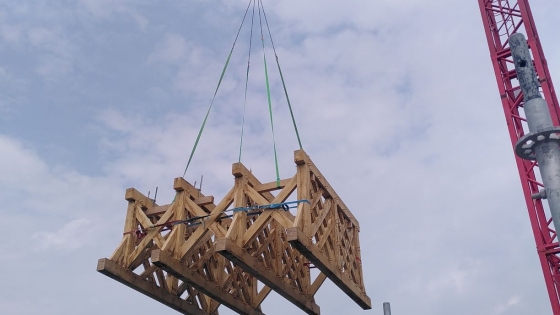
98,149,370,315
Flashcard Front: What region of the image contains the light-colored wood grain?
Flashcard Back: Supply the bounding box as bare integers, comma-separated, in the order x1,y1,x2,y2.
152,249,265,315
97,258,210,315
100,149,369,315
215,238,320,315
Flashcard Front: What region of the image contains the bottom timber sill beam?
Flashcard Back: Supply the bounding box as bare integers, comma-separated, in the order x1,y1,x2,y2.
151,249,264,315
215,238,320,315
286,227,372,310
96,258,210,315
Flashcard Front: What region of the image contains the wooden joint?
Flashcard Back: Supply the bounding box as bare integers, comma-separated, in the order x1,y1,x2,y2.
125,188,155,210
193,195,214,206
294,149,307,165
144,204,170,216
253,179,291,193
233,162,254,179
173,177,191,192
125,188,143,202
104,151,369,314
215,238,320,315
286,227,372,310
151,250,264,315
97,258,210,315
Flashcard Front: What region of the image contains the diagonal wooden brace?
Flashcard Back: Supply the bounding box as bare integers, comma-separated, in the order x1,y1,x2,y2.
151,249,264,315
286,227,371,310
215,238,320,315
97,258,210,315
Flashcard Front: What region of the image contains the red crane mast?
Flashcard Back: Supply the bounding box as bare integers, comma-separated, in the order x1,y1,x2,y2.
478,0,560,313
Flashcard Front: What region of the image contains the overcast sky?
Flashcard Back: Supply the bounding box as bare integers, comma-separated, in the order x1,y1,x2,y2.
1,1,560,315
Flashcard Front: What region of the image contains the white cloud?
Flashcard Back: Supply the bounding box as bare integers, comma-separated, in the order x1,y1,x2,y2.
0,23,22,43
32,219,94,251
79,0,145,20
0,135,48,186
495,295,521,314
1,1,559,315
426,266,469,296
26,27,75,78
148,33,190,64
148,32,227,98
0,132,124,261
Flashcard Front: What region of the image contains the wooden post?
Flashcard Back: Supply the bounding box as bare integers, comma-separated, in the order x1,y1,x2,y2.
295,150,312,236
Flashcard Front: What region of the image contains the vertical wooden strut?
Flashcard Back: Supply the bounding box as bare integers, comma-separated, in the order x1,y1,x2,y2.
478,1,560,313
98,149,370,314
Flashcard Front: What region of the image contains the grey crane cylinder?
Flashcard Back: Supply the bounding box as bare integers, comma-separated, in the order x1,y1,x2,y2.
383,302,391,315
510,33,560,237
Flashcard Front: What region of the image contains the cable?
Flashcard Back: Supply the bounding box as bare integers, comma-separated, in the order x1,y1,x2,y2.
182,0,253,178
258,0,281,188
238,0,257,162
260,0,303,150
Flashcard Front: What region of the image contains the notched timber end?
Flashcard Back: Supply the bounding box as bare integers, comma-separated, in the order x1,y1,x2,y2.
125,188,138,202
214,237,228,252
97,258,110,273
294,149,308,165
231,163,277,201
253,179,290,193
174,177,193,192
194,195,214,206
232,162,251,178
286,228,372,310
125,188,149,203
125,188,156,210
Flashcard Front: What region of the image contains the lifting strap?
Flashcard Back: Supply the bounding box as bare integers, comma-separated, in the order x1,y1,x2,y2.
183,0,303,186
183,0,253,177
261,0,303,150
258,0,281,187
238,0,256,163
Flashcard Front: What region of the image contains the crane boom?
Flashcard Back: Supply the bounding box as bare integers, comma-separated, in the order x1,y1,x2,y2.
478,0,560,313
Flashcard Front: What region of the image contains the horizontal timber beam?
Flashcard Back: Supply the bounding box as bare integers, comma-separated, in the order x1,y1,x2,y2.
144,205,169,216
286,227,371,310
97,258,210,315
174,177,217,213
174,177,204,195
193,195,215,206
231,163,275,202
151,249,264,315
215,238,320,315
252,179,291,193
145,195,215,217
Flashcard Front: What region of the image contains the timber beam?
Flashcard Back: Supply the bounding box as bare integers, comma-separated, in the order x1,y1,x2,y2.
215,238,321,315
97,258,210,315
125,188,157,210
99,149,370,315
152,249,264,315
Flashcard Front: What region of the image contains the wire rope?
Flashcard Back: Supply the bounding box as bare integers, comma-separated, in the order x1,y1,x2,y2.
238,0,257,162
182,0,253,177
258,0,281,187
260,0,303,150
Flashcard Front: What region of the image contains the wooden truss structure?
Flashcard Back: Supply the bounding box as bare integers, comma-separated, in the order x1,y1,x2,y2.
98,149,371,314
